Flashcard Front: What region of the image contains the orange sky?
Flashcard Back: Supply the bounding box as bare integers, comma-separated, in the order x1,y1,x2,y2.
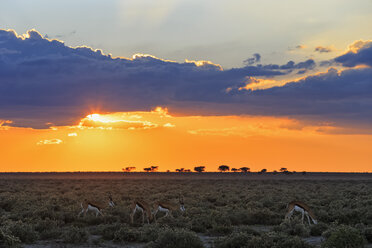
1,108,371,172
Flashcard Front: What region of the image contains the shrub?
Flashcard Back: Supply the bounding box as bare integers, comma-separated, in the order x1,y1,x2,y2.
268,231,313,248
93,223,122,240
155,215,190,229
146,229,203,248
0,228,21,248
322,225,365,248
191,215,214,233
7,221,38,243
208,224,233,236
216,232,313,248
234,226,260,236
62,226,88,244
138,225,162,242
364,227,372,243
273,219,310,237
114,225,140,243
310,222,328,236
34,218,63,240
216,232,254,248
247,209,281,225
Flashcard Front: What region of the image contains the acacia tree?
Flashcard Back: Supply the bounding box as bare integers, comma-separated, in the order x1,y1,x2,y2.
231,168,239,172
240,167,250,173
151,166,158,172
122,166,136,172
194,166,205,173
144,167,152,172
280,167,288,173
218,165,230,172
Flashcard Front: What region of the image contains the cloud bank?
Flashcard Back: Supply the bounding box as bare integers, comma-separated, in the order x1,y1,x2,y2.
0,29,371,128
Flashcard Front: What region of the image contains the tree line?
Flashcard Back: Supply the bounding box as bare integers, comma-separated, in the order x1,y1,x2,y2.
122,165,304,174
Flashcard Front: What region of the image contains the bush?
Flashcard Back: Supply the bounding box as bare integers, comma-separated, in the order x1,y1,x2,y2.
7,221,38,243
268,231,313,248
209,224,233,236
138,225,162,242
364,227,372,243
34,218,63,240
94,223,122,240
114,225,140,242
322,225,365,248
62,226,88,244
310,222,328,236
234,226,260,236
216,232,313,248
216,232,254,248
0,228,21,248
191,215,214,233
146,228,203,248
273,219,310,237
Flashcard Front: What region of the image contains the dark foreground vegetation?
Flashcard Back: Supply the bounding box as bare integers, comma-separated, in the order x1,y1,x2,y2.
1,172,372,247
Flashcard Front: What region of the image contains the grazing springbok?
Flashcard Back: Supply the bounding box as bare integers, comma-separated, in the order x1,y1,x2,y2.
285,200,318,224
153,195,185,221
78,195,115,217
130,199,153,224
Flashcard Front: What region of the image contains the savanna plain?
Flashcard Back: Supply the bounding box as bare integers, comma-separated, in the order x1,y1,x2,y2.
1,173,372,248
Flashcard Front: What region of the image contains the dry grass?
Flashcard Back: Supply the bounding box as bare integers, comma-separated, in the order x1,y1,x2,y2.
0,173,371,247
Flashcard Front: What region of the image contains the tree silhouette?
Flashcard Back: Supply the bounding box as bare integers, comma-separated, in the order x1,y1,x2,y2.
280,167,288,173
218,165,230,172
176,168,185,172
185,169,191,172
260,168,267,174
151,166,158,172
231,168,238,172
194,166,205,173
122,166,136,172
240,167,250,173
144,167,152,172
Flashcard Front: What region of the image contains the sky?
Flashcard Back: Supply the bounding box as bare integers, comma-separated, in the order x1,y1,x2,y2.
0,0,372,172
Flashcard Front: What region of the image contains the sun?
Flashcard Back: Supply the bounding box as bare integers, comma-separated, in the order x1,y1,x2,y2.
86,113,110,123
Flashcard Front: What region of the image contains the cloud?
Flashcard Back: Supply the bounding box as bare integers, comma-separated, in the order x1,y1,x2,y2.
0,29,371,129
334,40,372,67
0,29,316,128
244,53,261,65
296,45,306,49
314,46,333,53
288,45,307,51
36,139,63,145
235,67,372,124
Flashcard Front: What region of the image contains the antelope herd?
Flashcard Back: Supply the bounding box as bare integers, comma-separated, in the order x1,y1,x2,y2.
78,194,318,225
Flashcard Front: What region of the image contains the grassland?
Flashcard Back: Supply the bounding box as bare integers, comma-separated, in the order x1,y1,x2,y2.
1,172,372,247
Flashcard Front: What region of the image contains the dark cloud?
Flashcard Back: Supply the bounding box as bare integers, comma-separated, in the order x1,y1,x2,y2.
0,29,371,129
244,53,261,65
314,46,333,53
334,41,372,67
261,59,315,71
288,45,306,51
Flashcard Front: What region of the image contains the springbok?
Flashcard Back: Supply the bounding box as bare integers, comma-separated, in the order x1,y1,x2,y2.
78,195,115,217
285,200,318,224
153,195,185,221
130,199,153,224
